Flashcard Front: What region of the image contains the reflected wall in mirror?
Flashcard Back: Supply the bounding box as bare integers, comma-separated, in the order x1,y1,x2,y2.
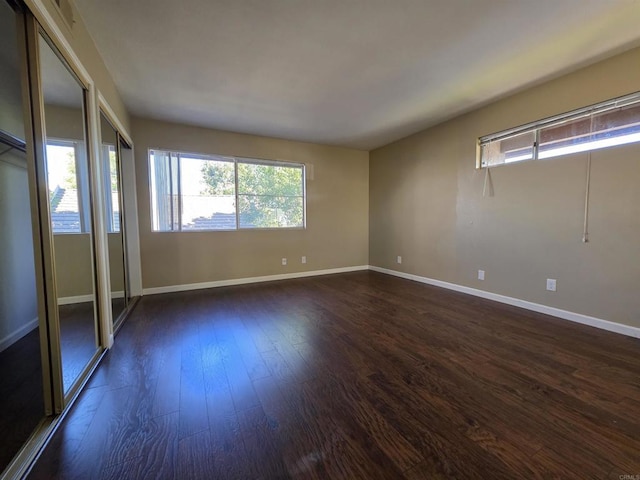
99,112,127,325
0,0,46,471
39,33,100,394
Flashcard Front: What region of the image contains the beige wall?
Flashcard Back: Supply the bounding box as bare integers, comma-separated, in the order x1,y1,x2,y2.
54,233,125,299
0,153,38,347
370,46,640,328
53,233,93,298
0,5,24,140
132,117,369,289
44,104,84,139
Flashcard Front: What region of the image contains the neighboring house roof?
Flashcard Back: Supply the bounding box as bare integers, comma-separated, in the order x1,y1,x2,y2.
50,187,121,233
181,195,237,230
182,212,236,230
50,187,81,233
51,188,239,233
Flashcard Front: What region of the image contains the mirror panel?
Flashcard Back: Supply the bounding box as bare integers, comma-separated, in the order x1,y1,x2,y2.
99,112,127,324
39,33,100,394
0,1,46,471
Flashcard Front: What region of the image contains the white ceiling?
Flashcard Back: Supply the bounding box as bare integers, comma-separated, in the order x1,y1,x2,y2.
74,0,640,150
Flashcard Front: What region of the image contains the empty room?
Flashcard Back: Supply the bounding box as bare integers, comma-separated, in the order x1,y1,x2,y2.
1,0,639,478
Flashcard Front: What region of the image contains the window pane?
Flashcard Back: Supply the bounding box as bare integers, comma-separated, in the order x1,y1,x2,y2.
539,103,640,159
237,162,304,228
238,195,303,228
149,150,173,231
107,145,120,232
481,131,535,167
46,143,81,233
180,155,236,230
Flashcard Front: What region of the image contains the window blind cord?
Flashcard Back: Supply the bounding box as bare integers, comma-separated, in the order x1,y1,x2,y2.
482,167,493,197
582,152,591,243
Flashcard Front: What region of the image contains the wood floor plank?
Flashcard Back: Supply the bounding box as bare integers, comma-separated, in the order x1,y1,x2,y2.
177,347,209,439
177,430,218,480
100,412,179,480
150,344,181,418
236,404,292,479
306,375,424,473
252,376,326,480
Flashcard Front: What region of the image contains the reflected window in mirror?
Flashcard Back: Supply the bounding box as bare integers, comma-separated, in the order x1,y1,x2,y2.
46,139,90,233
101,143,120,232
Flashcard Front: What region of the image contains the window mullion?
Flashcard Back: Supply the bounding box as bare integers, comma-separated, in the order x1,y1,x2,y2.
234,159,240,230
103,146,113,232
76,142,89,233
169,153,174,231
177,154,183,231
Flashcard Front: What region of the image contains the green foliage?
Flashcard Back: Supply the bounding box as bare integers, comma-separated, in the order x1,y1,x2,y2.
200,160,304,228
62,150,77,189
200,161,235,196
109,150,119,192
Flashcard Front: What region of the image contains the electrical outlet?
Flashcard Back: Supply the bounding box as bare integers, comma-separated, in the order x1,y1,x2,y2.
397,256,402,264
282,258,287,266
546,278,557,292
478,270,485,280
301,256,307,264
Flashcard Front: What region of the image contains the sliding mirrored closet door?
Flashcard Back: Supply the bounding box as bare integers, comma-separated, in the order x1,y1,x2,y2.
35,31,101,397
99,112,128,327
0,1,48,473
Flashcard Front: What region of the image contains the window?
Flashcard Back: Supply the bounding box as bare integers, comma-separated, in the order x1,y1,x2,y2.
479,92,640,167
149,150,305,232
102,144,120,232
46,140,89,233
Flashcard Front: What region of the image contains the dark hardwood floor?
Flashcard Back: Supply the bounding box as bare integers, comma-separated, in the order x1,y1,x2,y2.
59,302,100,393
0,329,43,473
27,271,640,479
0,303,99,473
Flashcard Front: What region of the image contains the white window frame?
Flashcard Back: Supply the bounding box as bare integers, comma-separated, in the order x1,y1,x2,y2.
46,138,90,234
478,91,640,168
148,149,306,232
101,143,120,233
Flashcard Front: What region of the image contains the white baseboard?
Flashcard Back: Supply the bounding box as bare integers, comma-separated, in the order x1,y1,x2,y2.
58,294,94,305
143,265,370,295
0,317,39,353
369,266,640,339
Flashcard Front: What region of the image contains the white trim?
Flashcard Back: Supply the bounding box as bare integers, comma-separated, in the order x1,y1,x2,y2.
98,93,133,147
369,266,640,339
25,0,93,88
57,294,94,305
0,317,39,353
143,265,369,295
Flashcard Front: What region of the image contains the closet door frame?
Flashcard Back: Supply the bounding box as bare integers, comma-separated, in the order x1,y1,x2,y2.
99,108,131,332
15,2,54,419
23,13,111,413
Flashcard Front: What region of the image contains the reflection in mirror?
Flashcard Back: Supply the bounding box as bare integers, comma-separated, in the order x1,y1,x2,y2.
39,33,100,394
99,112,127,325
119,139,135,306
0,0,45,471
